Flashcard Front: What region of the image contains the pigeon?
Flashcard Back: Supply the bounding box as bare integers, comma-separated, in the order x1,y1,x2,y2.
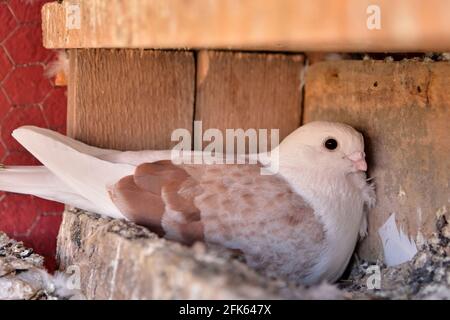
0,121,375,285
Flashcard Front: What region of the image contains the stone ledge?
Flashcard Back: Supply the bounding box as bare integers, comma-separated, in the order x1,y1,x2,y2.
0,232,78,300
0,232,45,299
57,209,344,299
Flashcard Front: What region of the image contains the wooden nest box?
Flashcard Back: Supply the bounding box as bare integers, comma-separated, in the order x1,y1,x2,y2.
42,0,450,299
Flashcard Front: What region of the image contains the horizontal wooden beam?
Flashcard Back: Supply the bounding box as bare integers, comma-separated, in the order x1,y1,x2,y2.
42,0,450,52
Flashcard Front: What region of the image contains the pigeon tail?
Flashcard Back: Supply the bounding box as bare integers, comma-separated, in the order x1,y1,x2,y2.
0,165,102,213
9,126,135,219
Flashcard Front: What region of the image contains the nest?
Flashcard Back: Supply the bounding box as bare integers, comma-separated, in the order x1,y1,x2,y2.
0,232,81,300
340,212,450,299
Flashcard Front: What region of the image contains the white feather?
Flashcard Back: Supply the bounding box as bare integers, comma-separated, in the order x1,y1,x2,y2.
0,166,101,213
99,150,172,165
45,50,69,80
16,126,118,157
11,126,134,218
378,213,417,266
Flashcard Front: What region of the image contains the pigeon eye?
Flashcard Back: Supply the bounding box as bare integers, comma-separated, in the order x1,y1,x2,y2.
324,138,338,151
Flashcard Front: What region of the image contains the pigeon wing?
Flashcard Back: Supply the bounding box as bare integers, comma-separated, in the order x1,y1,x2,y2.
109,160,204,243
109,160,325,256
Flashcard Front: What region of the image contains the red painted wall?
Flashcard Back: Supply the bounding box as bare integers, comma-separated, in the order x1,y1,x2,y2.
0,0,66,271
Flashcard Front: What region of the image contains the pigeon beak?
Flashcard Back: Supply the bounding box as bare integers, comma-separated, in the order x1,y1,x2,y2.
347,151,367,172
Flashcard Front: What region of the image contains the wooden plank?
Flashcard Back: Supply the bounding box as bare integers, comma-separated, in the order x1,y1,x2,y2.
42,0,450,52
194,50,303,151
303,60,450,260
67,49,195,150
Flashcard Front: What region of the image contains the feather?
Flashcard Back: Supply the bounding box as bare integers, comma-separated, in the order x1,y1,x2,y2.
45,50,69,84
15,126,117,157
378,213,418,266
12,126,134,218
110,161,203,242
0,166,101,213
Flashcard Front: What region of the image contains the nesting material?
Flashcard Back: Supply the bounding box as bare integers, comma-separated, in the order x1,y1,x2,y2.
341,212,450,299
45,50,69,86
0,232,81,300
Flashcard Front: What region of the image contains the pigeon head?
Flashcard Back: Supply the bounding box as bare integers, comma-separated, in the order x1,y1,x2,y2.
279,121,367,174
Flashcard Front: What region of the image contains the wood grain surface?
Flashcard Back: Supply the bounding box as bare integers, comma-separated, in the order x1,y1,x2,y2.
67,49,195,150
195,50,304,151
43,0,450,52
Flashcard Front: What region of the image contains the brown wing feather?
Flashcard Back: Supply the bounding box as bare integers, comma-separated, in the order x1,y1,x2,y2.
109,175,165,236
109,160,204,244
134,160,190,194
179,163,326,281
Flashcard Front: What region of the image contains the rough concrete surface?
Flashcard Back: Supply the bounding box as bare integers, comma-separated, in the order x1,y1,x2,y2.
0,232,80,300
56,209,345,300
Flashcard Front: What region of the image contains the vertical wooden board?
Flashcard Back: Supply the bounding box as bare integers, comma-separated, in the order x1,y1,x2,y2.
303,60,450,260
195,50,304,151
68,49,195,150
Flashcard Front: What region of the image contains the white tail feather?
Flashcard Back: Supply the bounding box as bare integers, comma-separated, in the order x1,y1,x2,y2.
16,126,118,157
0,166,102,213
11,126,135,219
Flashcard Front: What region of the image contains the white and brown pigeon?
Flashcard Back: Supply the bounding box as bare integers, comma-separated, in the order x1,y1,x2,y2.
0,121,375,285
